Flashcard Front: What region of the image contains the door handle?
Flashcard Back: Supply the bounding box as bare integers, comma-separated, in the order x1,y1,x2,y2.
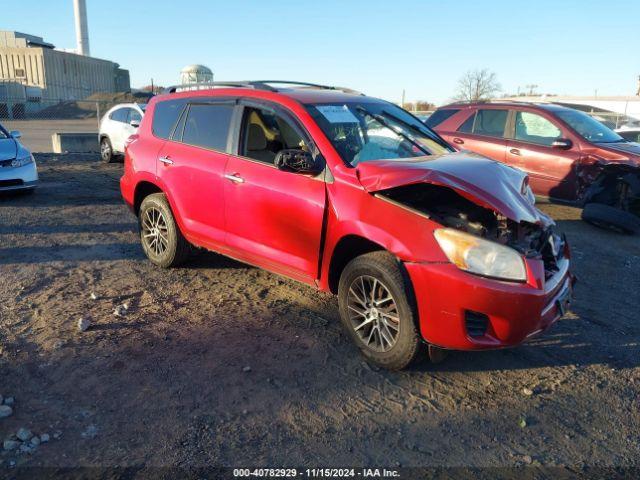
452,137,464,145
159,156,173,165
509,148,521,156
224,173,244,184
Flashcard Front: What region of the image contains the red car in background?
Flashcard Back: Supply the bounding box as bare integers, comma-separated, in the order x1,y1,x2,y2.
121,82,573,370
428,102,640,233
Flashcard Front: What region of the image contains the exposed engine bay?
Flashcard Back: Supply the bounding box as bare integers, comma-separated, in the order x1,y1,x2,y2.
379,183,565,279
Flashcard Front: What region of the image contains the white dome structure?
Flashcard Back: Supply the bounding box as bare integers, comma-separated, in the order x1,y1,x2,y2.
180,64,213,85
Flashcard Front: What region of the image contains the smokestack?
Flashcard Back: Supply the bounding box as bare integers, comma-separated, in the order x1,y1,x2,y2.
73,0,90,56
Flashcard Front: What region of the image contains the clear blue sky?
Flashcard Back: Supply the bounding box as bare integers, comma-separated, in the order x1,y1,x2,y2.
2,0,639,104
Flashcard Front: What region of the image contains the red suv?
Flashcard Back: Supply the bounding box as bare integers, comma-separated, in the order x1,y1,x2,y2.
120,81,573,370
428,102,640,233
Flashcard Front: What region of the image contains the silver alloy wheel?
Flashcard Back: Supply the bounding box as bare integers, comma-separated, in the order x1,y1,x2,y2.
100,139,111,161
347,275,400,352
141,207,169,257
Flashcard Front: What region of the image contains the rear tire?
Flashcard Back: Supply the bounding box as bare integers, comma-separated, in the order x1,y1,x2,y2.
338,251,422,370
581,202,639,234
139,193,190,268
100,137,114,163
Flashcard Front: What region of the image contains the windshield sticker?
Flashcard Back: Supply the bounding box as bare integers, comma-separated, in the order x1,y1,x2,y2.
316,105,359,124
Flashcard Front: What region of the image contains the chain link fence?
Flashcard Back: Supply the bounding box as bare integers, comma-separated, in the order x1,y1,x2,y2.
1,99,102,153
0,94,150,153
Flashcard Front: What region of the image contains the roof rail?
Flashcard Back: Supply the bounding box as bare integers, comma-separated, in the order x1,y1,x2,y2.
163,81,272,94
163,80,364,95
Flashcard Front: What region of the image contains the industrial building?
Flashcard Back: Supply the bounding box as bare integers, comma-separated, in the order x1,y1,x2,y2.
0,30,130,103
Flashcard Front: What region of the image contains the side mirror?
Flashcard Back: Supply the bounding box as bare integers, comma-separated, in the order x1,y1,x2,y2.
129,120,140,128
10,130,21,139
275,149,320,174
551,138,572,149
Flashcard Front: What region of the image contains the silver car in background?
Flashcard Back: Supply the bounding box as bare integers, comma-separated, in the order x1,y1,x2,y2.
0,124,38,193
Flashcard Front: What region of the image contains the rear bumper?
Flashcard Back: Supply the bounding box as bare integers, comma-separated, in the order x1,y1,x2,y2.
405,257,574,350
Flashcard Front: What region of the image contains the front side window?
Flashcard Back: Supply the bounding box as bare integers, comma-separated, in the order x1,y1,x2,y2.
457,109,508,137
305,102,452,166
128,109,142,124
555,109,624,143
240,107,307,165
514,111,562,146
181,103,234,151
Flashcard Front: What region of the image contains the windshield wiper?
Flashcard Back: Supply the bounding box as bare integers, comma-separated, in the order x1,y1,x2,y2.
380,109,453,152
355,106,431,156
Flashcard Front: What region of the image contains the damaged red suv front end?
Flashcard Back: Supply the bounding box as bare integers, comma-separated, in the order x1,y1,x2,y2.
352,153,574,350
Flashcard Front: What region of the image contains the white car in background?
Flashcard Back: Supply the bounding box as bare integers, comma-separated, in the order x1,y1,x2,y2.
99,103,146,163
0,124,38,193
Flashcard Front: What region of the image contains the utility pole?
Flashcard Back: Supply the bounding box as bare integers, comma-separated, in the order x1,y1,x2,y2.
401,89,405,108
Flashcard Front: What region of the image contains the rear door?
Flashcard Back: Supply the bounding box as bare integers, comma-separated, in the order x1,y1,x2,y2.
223,101,327,284
506,109,580,200
448,108,509,162
156,99,235,248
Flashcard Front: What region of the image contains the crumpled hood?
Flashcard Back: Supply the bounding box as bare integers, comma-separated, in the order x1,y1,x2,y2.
0,137,17,161
356,152,553,226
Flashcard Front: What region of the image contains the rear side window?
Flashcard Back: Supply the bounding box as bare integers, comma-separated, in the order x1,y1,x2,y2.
425,109,460,128
152,99,189,139
181,104,234,151
457,109,508,138
109,108,128,123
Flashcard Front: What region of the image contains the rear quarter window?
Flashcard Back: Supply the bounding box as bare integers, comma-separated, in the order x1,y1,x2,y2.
152,99,189,139
425,109,460,128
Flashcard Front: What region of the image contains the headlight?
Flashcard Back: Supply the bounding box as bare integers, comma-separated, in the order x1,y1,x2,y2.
434,228,527,282
11,154,34,168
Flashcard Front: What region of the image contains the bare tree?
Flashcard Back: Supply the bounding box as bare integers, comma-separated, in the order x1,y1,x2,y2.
454,69,501,102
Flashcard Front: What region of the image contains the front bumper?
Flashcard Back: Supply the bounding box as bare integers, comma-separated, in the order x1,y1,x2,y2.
0,161,38,191
405,256,574,350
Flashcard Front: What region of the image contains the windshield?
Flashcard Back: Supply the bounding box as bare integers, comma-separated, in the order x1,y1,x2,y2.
0,124,8,139
556,109,624,143
305,102,452,165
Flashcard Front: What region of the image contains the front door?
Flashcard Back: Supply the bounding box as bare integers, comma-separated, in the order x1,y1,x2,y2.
223,104,326,284
156,101,234,247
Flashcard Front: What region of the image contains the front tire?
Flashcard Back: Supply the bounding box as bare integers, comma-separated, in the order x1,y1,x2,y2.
582,202,639,234
338,251,422,370
139,193,190,268
100,137,114,163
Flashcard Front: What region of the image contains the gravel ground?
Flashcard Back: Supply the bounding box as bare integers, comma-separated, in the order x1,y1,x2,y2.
0,154,638,476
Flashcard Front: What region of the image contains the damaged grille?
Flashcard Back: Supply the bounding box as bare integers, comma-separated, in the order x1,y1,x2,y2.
379,183,564,279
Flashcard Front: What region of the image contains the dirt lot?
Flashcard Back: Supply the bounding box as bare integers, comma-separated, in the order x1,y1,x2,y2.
0,154,639,475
